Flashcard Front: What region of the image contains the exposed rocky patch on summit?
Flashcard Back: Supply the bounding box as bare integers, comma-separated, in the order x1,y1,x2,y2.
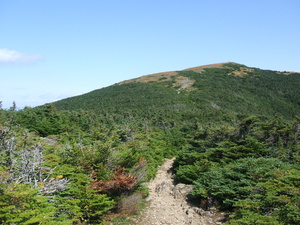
118,62,236,92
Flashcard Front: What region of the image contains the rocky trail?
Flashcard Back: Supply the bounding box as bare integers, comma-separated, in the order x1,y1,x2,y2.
133,158,225,225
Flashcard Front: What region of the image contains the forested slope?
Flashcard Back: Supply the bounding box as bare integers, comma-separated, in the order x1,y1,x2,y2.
0,63,299,224
53,62,300,120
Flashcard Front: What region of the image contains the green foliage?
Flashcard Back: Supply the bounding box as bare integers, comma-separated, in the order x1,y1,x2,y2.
51,64,300,124
180,65,300,119
174,115,300,223
0,118,115,224
59,173,115,223
192,157,292,209
230,169,300,224
1,64,300,223
228,211,282,225
18,105,66,136
175,116,300,181
0,178,115,224
0,183,58,224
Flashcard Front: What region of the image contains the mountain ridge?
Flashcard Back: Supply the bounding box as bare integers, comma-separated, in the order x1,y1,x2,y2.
118,62,299,85
51,62,300,121
118,62,232,85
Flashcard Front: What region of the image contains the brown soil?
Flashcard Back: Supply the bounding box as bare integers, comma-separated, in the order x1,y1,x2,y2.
119,71,178,84
118,62,231,85
183,62,230,73
228,67,254,77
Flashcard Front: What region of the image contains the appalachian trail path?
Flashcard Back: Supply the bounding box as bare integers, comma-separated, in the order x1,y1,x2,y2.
134,158,224,225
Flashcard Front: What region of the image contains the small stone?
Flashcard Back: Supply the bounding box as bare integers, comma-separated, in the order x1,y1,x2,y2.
145,196,152,201
176,183,186,189
205,211,213,216
193,207,205,215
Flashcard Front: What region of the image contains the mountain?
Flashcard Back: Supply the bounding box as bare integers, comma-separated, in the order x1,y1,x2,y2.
1,62,300,224
53,62,300,121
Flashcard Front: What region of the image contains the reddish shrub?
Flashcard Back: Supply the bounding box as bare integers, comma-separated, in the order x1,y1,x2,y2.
91,167,137,195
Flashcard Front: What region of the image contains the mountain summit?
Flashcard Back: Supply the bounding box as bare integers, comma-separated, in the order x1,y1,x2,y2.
119,62,232,85
53,62,300,121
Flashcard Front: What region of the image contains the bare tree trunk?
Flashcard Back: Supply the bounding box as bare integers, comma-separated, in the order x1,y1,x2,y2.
1,127,70,193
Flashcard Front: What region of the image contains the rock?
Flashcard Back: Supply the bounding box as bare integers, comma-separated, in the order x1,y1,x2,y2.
193,207,205,216
180,185,193,195
155,181,167,193
172,183,193,197
176,183,186,189
172,189,182,199
204,211,213,216
145,196,152,201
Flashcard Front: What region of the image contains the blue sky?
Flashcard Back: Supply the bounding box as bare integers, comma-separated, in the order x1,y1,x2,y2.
1,0,299,109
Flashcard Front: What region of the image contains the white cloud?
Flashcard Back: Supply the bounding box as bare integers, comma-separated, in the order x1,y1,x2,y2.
0,48,43,64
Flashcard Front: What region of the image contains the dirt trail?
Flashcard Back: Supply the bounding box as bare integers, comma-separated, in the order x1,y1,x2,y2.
135,158,223,225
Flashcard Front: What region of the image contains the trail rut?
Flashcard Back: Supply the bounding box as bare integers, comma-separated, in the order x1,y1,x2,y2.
135,158,224,225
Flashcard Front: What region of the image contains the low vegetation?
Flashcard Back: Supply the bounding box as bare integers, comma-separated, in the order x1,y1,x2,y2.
0,63,299,224
174,116,300,224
